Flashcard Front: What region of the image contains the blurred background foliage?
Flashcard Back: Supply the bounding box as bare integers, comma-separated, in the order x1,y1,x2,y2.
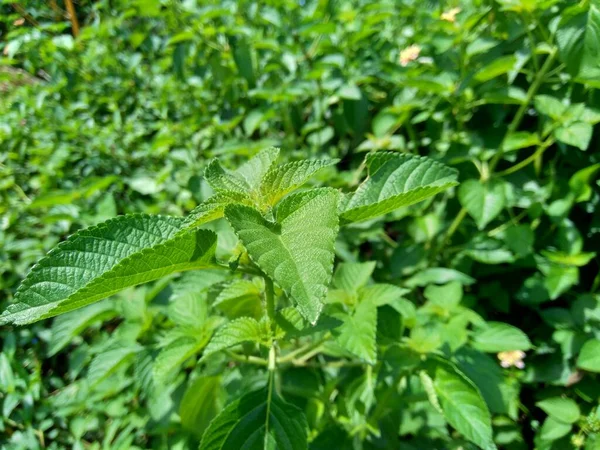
1,0,600,449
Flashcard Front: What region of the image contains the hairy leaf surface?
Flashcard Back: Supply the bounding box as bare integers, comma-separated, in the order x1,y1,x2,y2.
342,152,458,223
1,215,217,325
226,188,339,323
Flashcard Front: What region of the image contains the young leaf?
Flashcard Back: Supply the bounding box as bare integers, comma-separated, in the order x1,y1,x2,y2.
183,191,253,228
236,147,280,190
471,322,532,352
179,376,224,438
341,152,458,223
577,339,600,372
434,363,496,450
334,298,377,364
536,397,580,424
203,317,268,359
459,179,505,230
259,159,338,205
333,261,376,292
0,215,217,325
225,188,339,323
204,159,250,194
199,388,308,450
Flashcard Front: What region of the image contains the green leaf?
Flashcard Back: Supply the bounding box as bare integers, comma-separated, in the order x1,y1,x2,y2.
569,163,600,202
554,122,593,150
180,376,224,438
183,192,253,228
213,279,263,320
47,301,117,357
153,336,210,386
88,342,141,387
235,147,280,190
204,159,250,194
536,397,580,424
474,55,517,83
334,298,377,364
539,417,572,441
203,317,268,359
259,159,338,206
332,262,376,292
459,179,505,230
434,363,496,450
226,188,339,323
504,131,541,152
534,95,567,120
199,388,308,450
341,152,458,223
1,215,217,325
556,1,600,81
577,339,600,372
471,322,532,352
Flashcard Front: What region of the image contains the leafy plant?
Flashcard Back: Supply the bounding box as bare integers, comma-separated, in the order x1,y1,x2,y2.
2,149,466,448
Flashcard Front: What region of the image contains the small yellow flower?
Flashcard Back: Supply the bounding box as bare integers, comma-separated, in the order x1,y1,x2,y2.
399,45,421,67
441,7,461,23
498,350,526,369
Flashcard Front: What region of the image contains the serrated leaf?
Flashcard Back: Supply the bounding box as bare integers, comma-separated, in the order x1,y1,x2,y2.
199,388,308,450
334,298,377,364
225,188,339,323
259,159,338,206
180,376,224,438
153,335,210,386
434,363,496,450
203,317,268,359
471,322,532,352
1,215,218,325
536,397,580,424
577,339,600,372
459,179,505,230
47,301,117,357
183,191,253,229
236,147,280,190
204,159,250,194
341,152,458,223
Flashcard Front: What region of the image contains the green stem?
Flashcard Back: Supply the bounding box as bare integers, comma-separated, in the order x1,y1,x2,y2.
264,276,275,331
438,207,468,252
489,48,557,172
495,138,554,177
225,350,269,366
279,333,332,364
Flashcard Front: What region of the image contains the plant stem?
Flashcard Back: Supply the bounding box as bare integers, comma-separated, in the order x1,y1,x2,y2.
264,276,275,329
279,332,332,364
495,137,554,177
438,207,467,252
225,350,269,366
64,0,80,37
489,48,557,172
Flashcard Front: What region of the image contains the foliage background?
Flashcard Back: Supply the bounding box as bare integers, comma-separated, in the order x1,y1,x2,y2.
1,0,600,449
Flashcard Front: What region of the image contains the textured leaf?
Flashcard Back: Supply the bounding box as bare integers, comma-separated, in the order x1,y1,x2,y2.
459,179,505,230
434,363,496,450
236,147,280,190
1,215,217,325
334,298,377,364
577,339,600,372
204,159,250,194
226,188,339,323
203,317,268,359
472,322,532,352
180,376,224,438
554,122,593,150
183,192,253,228
341,152,458,223
199,388,308,450
536,397,580,424
259,159,338,205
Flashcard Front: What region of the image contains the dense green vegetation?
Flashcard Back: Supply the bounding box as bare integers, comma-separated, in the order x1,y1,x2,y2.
1,0,600,449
